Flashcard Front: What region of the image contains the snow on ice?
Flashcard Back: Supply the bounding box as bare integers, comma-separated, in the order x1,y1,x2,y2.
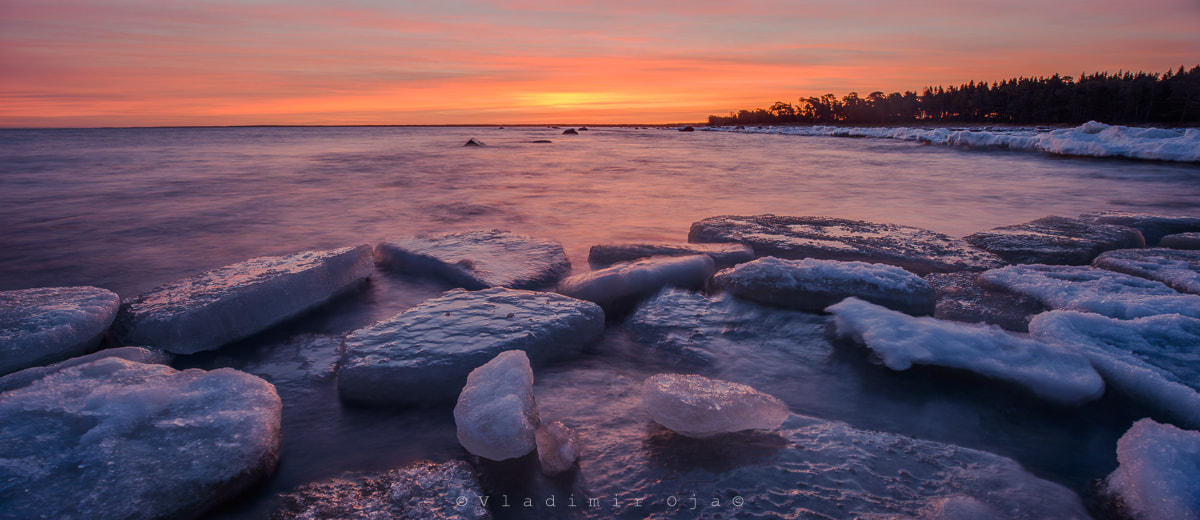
0,346,171,393
376,230,571,290
641,373,790,438
1103,419,1200,520
963,215,1145,265
1093,248,1200,294
0,286,119,375
714,256,936,315
979,264,1200,319
454,350,541,461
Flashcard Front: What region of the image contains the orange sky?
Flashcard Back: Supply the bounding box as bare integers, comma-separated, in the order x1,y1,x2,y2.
2,0,1198,127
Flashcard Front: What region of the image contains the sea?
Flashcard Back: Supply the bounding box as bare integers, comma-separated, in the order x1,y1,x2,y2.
2,125,1199,519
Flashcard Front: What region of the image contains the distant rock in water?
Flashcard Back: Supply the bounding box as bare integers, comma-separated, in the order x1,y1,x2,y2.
557,255,715,313
1093,248,1200,294
678,126,695,132
713,256,936,315
924,271,1046,332
1101,419,1200,520
1080,211,1200,246
0,357,282,520
688,214,1004,275
454,350,540,461
376,230,571,290
964,215,1145,265
531,139,552,143
979,264,1200,319
1161,232,1200,250
641,373,790,438
274,460,490,520
562,128,578,135
114,245,374,354
587,242,754,268
1,286,119,375
578,127,589,131
463,138,486,146
0,346,171,393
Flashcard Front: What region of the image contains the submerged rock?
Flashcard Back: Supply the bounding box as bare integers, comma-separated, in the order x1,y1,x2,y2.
979,264,1200,319
463,138,486,146
454,350,540,461
924,271,1046,332
963,215,1145,265
535,421,581,475
562,128,578,135
376,230,571,290
1102,419,1200,520
557,255,715,312
115,245,374,355
0,286,119,375
641,373,790,438
714,256,936,315
687,214,1004,275
0,357,282,520
0,346,171,393
337,288,603,406
827,298,1104,405
1081,211,1200,246
1161,232,1200,250
1093,248,1200,294
587,242,754,268
274,460,490,520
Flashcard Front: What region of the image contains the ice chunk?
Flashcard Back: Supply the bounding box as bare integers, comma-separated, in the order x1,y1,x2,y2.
376,230,571,289
557,255,715,312
641,373,790,438
115,245,374,354
1162,232,1200,250
1094,248,1200,294
1081,211,1200,246
454,350,540,461
274,460,490,520
337,288,603,406
924,271,1046,331
979,264,1200,319
0,357,282,520
964,215,1145,265
587,242,754,268
1029,311,1200,427
0,286,119,375
535,421,581,475
1103,419,1200,520
714,256,936,315
688,214,1004,275
827,298,1104,405
0,346,171,393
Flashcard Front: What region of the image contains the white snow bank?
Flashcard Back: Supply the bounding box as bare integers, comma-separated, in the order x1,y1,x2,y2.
716,121,1200,162
979,264,1200,319
827,297,1104,405
1104,418,1200,520
715,256,936,315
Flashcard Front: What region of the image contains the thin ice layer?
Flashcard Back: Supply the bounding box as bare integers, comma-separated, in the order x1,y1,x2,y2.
979,264,1200,319
715,256,936,315
1103,419,1200,520
1093,248,1200,294
0,286,119,375
376,230,571,289
827,297,1104,405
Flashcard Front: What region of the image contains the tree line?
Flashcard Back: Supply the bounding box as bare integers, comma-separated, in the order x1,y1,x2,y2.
708,66,1200,126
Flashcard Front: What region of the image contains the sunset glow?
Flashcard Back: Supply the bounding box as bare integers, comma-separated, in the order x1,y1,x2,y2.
2,0,1198,127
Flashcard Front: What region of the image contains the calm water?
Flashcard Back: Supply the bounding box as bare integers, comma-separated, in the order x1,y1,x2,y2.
3,126,1199,519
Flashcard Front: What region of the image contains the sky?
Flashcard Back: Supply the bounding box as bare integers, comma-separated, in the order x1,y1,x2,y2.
1,0,1198,127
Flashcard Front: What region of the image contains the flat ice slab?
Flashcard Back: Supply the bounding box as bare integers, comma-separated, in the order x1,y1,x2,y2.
274,460,490,520
115,245,374,354
376,230,571,289
1081,211,1200,246
337,288,603,406
1103,419,1200,520
641,373,790,438
0,357,282,520
715,256,936,315
827,298,1104,405
688,214,1004,275
924,271,1046,332
0,346,171,393
454,350,540,461
1162,232,1200,250
587,242,754,268
557,255,715,312
1093,248,1200,294
1030,310,1200,427
0,286,119,375
979,264,1200,319
964,215,1145,265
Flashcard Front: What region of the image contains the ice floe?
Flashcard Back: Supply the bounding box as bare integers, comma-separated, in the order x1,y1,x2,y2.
115,245,374,354
587,242,754,268
979,264,1200,319
535,421,581,475
714,256,936,315
274,460,490,520
0,346,171,393
1162,232,1200,250
0,357,282,520
454,350,540,461
641,373,790,438
688,214,1004,275
376,230,570,290
1081,211,1200,246
1093,248,1200,294
1102,419,1200,520
0,286,119,375
337,288,603,406
827,298,1104,405
964,215,1145,265
924,271,1046,331
557,255,715,312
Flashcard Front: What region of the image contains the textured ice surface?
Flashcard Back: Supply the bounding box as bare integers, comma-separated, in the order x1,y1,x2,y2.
454,350,540,461
924,271,1046,331
688,214,1003,275
1162,232,1200,250
0,357,282,520
337,288,603,406
715,256,936,315
274,460,490,520
980,264,1200,319
0,286,119,375
557,255,715,312
1081,211,1200,246
535,421,581,475
587,242,754,268
1093,248,1200,294
376,230,571,290
0,346,171,393
1029,310,1200,427
827,298,1104,405
964,215,1145,265
115,245,374,354
1103,419,1200,520
641,373,789,438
